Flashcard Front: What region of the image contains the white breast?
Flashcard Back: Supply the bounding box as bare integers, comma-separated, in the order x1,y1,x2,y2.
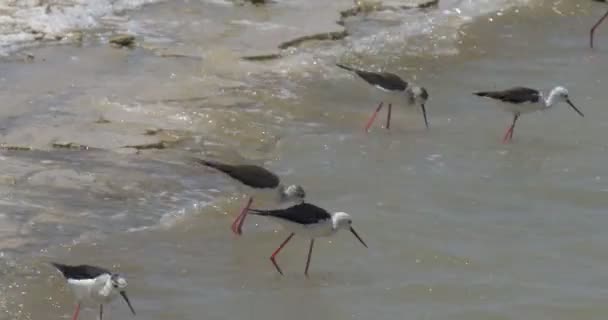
497,100,545,114
270,217,335,238
66,275,119,306
67,278,97,303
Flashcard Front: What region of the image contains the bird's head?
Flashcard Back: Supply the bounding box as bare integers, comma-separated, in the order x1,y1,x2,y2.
406,86,430,128
110,274,136,316
280,184,306,203
406,85,428,104
110,274,128,290
549,86,584,117
331,212,368,248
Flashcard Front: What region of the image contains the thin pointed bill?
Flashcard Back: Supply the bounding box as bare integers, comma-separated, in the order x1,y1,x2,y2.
120,291,136,316
566,99,584,117
350,227,368,248
421,103,429,129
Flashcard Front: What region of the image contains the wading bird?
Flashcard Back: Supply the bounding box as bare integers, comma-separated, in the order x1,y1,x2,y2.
474,86,584,143
246,202,367,276
336,63,429,132
193,159,305,235
50,263,136,320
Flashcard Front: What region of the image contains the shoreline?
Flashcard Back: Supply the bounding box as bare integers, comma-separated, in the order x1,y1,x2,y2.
0,0,562,257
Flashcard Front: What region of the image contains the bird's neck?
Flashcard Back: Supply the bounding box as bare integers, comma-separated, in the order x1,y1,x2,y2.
330,215,343,231
98,278,114,297
404,88,415,104
544,90,558,108
277,185,288,202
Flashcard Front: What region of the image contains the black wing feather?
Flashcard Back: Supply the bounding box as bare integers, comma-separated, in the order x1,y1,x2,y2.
51,263,111,280
474,87,541,104
194,159,280,189
357,71,408,91
249,203,331,225
337,64,408,91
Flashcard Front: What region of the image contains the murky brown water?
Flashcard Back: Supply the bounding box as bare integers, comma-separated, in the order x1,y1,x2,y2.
2,0,608,319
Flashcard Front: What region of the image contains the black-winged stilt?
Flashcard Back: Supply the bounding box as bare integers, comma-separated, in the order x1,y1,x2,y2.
50,263,136,320
336,63,429,132
591,0,608,48
193,158,306,235
246,202,367,276
473,86,584,143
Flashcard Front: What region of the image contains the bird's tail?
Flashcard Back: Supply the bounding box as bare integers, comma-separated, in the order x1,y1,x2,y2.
473,91,490,97
336,63,356,72
191,158,231,172
190,157,215,167
246,208,274,216
49,262,68,276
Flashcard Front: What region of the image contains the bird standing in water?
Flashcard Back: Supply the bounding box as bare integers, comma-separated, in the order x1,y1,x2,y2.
336,63,429,132
50,263,136,320
193,158,306,235
246,202,367,276
473,86,584,143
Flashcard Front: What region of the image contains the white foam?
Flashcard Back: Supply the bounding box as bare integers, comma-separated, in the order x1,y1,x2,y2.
0,0,164,55
340,0,534,57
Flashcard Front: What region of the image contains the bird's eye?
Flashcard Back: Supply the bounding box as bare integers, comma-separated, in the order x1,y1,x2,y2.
348,220,352,224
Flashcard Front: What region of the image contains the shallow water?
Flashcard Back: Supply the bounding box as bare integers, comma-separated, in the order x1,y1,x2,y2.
2,0,608,319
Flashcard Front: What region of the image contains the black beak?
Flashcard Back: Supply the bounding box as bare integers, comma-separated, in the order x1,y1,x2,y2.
566,99,584,117
350,227,368,248
421,104,429,129
120,291,136,316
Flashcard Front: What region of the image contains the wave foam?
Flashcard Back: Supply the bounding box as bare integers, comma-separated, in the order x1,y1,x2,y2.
0,0,162,55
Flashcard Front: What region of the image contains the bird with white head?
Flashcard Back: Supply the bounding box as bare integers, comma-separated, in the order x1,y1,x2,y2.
246,203,367,276
474,85,584,143
50,263,136,320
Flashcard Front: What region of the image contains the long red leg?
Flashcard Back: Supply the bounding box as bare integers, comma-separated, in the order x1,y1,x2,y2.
591,10,608,49
502,113,519,143
501,127,512,144
385,103,392,129
364,102,383,132
234,197,254,235
304,239,315,277
72,303,81,320
230,199,245,235
231,197,253,235
270,233,294,275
